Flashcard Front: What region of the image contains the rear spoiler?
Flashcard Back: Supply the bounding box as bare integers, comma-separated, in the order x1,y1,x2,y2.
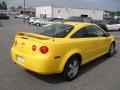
17,32,50,40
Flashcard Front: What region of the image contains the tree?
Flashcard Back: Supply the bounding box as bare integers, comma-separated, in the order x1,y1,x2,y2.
0,3,2,9
110,12,115,17
10,6,16,11
17,5,23,11
0,1,7,10
2,1,7,10
116,11,120,16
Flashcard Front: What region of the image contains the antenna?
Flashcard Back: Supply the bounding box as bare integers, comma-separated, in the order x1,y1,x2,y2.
23,0,26,23
53,35,55,42
52,24,55,42
51,0,55,42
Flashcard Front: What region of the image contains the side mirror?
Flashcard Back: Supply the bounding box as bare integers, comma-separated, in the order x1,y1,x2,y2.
104,32,110,37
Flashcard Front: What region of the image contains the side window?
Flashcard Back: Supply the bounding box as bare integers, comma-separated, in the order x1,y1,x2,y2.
94,26,105,37
86,26,105,37
71,28,86,38
114,20,119,24
108,20,114,24
119,20,120,24
85,27,98,37
71,25,105,38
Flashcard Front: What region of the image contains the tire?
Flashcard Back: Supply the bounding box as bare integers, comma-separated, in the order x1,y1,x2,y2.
28,22,31,25
62,56,80,81
29,22,33,25
107,43,115,57
119,28,120,31
36,23,40,26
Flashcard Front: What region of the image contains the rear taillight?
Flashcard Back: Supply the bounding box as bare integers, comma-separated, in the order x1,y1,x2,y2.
14,41,17,45
40,46,49,54
32,45,36,51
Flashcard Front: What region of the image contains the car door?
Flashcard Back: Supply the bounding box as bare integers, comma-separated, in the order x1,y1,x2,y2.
107,20,119,30
87,26,110,57
114,20,120,30
106,20,114,30
70,26,99,64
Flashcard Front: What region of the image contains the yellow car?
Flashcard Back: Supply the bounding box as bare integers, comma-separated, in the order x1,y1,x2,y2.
11,22,116,81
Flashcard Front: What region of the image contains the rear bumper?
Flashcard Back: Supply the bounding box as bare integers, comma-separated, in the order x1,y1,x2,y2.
11,47,61,75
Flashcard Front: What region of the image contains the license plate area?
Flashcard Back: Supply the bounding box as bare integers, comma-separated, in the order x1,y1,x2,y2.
18,56,24,64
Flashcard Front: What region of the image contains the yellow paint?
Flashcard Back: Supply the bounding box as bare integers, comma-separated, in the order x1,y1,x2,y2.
11,22,115,74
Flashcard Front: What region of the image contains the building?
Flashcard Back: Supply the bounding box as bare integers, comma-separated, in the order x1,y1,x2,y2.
35,6,104,20
19,8,35,16
0,8,35,16
0,10,20,15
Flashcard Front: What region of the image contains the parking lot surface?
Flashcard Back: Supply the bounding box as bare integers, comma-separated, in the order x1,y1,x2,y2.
0,18,120,90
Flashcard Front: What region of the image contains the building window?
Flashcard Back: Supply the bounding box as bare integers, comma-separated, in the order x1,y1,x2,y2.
40,14,46,18
58,10,61,13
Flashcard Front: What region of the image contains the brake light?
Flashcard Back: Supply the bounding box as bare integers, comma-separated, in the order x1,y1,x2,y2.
40,46,49,54
32,45,36,51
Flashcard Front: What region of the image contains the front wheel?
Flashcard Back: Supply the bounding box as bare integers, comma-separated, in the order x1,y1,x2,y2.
62,57,80,81
119,28,120,31
108,43,115,57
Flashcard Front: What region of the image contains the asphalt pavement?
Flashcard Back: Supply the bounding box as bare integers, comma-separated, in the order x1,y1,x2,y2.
0,18,120,90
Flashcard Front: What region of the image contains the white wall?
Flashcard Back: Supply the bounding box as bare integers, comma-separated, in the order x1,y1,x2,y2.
53,7,71,19
35,6,104,20
88,9,104,20
53,7,104,20
35,6,52,18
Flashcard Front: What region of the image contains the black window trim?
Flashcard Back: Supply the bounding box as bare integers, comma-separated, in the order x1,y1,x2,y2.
71,25,106,38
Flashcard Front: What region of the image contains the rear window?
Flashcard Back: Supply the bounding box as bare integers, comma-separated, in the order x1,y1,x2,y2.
30,24,74,38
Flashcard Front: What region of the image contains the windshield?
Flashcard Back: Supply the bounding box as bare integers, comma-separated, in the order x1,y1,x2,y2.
66,17,92,23
100,20,109,25
100,20,116,25
67,17,83,22
30,24,74,38
32,17,39,20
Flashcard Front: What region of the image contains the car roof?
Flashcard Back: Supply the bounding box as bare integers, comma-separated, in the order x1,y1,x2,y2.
64,22,95,27
58,22,97,38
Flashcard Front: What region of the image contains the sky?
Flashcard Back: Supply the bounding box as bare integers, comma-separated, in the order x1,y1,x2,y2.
3,0,120,11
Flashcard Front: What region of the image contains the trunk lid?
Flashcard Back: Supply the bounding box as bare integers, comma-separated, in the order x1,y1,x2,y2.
14,32,51,55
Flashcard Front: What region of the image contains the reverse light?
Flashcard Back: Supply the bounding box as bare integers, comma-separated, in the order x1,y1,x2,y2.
32,45,36,51
40,46,49,54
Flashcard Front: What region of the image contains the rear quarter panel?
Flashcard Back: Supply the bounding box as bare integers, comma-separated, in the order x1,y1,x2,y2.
48,38,85,73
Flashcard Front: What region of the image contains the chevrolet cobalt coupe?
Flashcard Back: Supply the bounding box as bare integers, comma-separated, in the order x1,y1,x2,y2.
11,22,115,81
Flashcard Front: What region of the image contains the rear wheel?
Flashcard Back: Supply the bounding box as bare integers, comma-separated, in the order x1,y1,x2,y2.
108,43,115,57
36,23,40,26
62,56,80,81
